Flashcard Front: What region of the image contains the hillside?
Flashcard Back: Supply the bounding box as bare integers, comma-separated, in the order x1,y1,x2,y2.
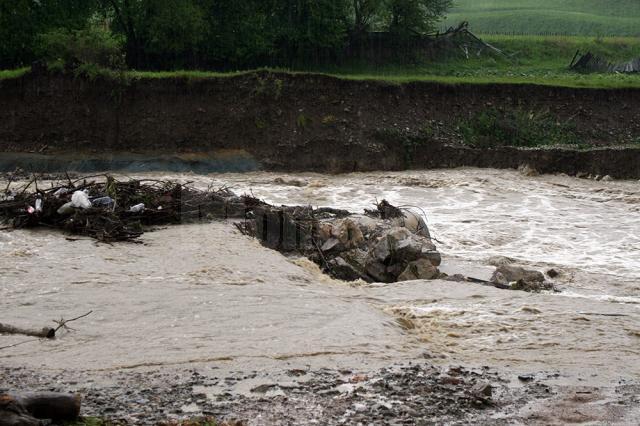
444,0,640,36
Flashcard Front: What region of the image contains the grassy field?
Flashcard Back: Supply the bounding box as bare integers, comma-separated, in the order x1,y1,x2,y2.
444,0,640,36
2,36,640,89
0,68,29,79
307,35,640,88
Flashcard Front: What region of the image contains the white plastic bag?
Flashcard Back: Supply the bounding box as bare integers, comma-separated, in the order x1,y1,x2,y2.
129,203,145,213
71,190,92,209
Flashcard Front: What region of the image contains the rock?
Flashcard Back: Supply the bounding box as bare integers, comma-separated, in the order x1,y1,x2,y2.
492,271,508,285
328,257,362,282
491,265,544,285
365,260,390,283
321,237,340,252
600,175,613,182
471,382,493,398
370,227,439,265
398,259,439,281
350,215,378,235
420,249,442,267
486,256,516,267
317,223,333,241
393,235,425,262
440,376,463,386
365,227,441,282
335,219,364,249
385,262,406,279
442,274,465,282
511,279,554,292
369,236,392,263
273,177,307,187
546,268,560,278
518,164,539,177
353,403,367,412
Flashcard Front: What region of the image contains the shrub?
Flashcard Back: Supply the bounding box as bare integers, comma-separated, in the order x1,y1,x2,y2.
37,25,125,70
459,108,580,148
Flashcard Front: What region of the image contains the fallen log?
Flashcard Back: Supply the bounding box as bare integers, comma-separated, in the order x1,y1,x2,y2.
0,323,55,339
0,311,93,342
0,393,81,424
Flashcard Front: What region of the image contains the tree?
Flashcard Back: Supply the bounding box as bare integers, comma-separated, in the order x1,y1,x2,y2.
386,0,452,36
269,0,350,65
352,0,384,35
0,0,98,67
99,0,206,68
145,0,205,67
197,0,275,68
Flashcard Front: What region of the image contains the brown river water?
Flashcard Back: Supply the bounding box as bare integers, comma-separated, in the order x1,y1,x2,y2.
1,168,639,389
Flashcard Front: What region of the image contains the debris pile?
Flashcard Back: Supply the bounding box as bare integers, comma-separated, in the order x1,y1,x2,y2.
570,51,640,74
0,175,265,242
1,175,441,282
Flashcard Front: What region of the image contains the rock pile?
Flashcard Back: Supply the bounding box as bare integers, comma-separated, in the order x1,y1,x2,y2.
245,200,442,283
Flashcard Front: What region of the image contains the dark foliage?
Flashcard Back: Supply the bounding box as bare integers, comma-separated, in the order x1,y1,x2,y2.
0,0,452,70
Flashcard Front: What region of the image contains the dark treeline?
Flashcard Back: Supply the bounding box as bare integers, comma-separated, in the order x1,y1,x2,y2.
0,0,453,70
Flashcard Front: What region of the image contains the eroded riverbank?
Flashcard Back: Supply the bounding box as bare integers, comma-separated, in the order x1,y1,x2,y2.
1,168,639,424
2,72,640,178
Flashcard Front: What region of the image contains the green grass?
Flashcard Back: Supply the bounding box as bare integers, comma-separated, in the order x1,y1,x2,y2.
444,0,640,36
126,69,246,80
2,35,640,89
302,35,640,88
459,108,581,148
0,67,29,79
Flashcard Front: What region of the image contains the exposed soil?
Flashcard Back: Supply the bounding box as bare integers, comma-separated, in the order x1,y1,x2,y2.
1,71,639,178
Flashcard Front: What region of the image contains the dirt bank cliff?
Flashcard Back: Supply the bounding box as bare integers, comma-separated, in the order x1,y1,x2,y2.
1,71,639,178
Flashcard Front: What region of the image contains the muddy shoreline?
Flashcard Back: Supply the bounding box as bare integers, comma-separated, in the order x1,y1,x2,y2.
1,72,640,178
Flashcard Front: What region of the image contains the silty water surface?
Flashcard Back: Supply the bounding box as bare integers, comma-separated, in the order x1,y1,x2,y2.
1,168,638,384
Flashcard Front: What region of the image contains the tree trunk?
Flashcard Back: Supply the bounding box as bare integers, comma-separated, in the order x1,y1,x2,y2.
0,323,55,339
0,393,81,424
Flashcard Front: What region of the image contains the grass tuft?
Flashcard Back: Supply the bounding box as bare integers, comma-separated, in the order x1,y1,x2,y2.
0,68,29,79
458,108,581,148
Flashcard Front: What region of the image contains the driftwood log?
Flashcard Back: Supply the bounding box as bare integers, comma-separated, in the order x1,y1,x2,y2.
0,311,93,344
0,393,81,425
0,323,55,339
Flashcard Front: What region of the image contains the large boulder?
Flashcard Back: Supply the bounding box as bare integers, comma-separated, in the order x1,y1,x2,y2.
398,259,440,281
336,218,364,249
365,227,441,282
317,218,364,252
491,265,545,286
369,228,440,265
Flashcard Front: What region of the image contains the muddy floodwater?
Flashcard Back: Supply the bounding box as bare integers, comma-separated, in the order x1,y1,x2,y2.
1,168,640,419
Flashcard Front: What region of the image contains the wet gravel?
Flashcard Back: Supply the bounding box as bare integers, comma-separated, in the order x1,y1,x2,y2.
0,362,554,425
